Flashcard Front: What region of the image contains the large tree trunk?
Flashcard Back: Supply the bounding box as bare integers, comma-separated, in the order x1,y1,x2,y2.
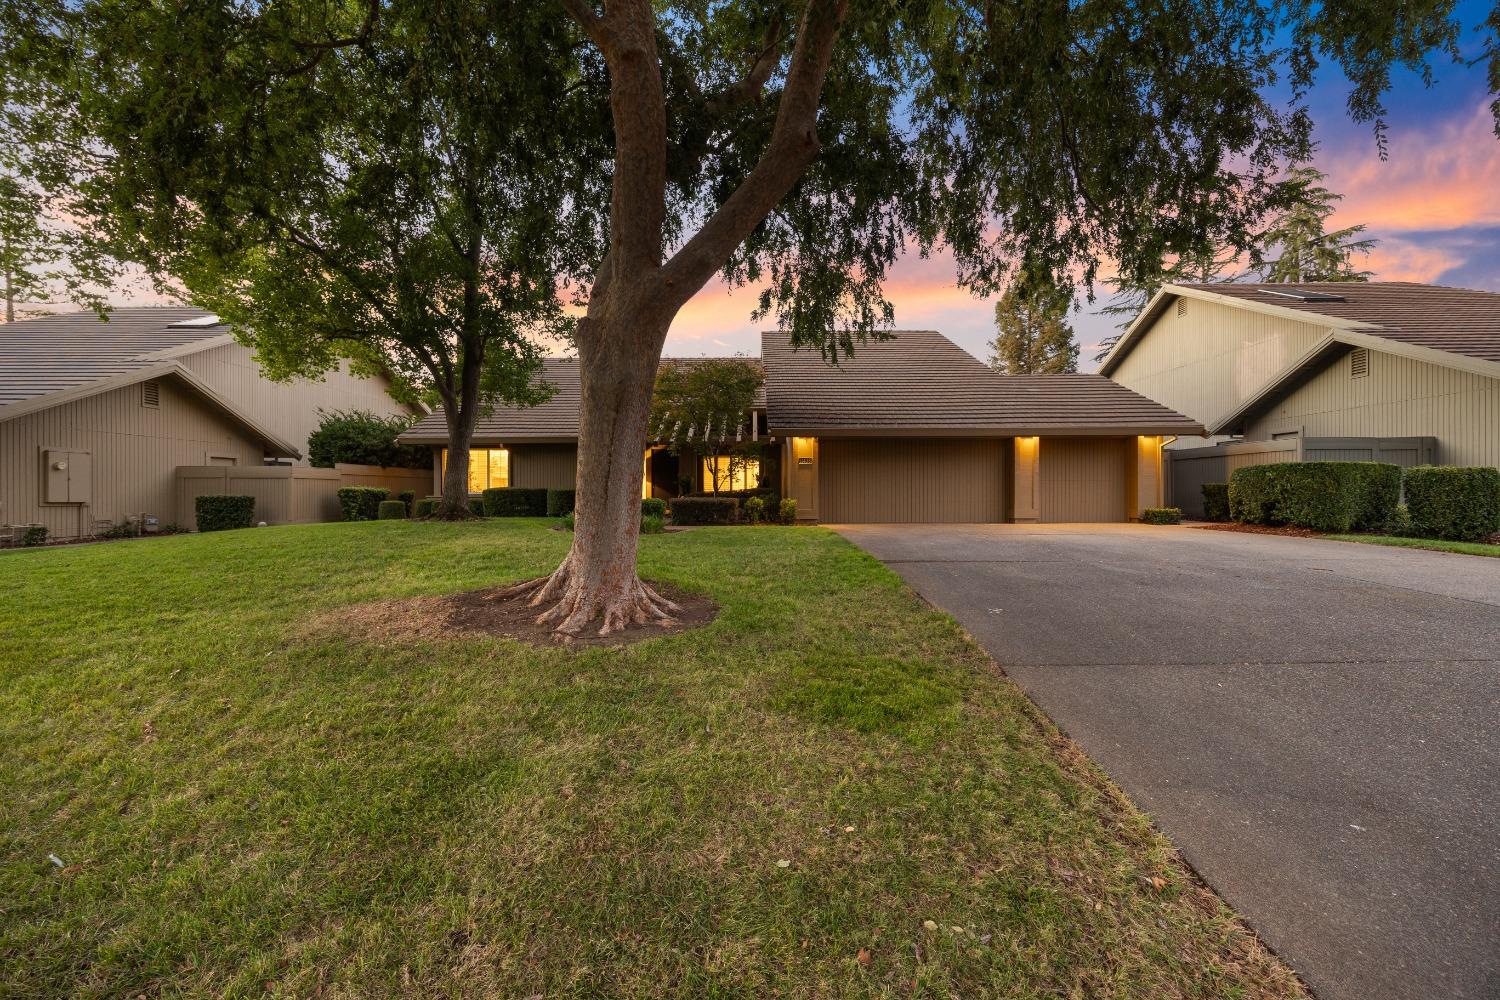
505,316,679,637
435,356,483,519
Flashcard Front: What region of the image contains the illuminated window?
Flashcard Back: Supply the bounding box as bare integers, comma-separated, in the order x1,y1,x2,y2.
702,455,760,492
441,448,510,492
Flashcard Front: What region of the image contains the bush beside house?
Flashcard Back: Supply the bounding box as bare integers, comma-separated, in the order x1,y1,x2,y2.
482,487,548,517
1228,462,1400,533
413,497,441,518
1201,483,1230,523
307,410,430,469
641,498,667,518
1403,466,1500,541
670,497,739,525
196,495,255,532
546,489,577,517
337,486,391,522
377,500,408,520
1141,507,1182,525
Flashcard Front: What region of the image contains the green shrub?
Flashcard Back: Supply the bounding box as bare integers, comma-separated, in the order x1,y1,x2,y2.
397,490,415,513
546,488,577,517
560,511,576,532
306,409,429,469
743,495,766,524
20,525,48,546
468,498,485,517
778,498,798,525
1141,507,1182,525
377,500,407,520
641,514,665,534
1201,483,1230,522
482,487,547,517
95,520,139,540
195,495,255,532
413,497,440,518
641,497,667,518
336,486,390,522
1228,461,1401,532
670,497,739,525
1384,503,1415,537
1403,466,1500,541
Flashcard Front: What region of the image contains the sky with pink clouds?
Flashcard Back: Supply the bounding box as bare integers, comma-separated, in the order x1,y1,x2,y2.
93,6,1500,369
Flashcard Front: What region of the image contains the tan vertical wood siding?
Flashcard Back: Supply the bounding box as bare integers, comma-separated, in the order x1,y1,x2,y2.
509,444,578,489
178,343,415,464
1246,349,1500,469
1111,297,1330,438
1039,437,1129,523
818,438,1005,523
1,379,264,537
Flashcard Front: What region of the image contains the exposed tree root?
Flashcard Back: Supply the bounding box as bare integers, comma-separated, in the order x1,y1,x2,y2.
429,505,480,521
500,555,681,639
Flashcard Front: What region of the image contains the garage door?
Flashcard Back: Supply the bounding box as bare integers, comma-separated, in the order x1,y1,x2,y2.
819,438,1005,523
1040,437,1127,522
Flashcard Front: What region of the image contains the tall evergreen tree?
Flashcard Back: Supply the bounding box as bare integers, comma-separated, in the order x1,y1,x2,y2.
988,274,1078,374
1257,166,1376,282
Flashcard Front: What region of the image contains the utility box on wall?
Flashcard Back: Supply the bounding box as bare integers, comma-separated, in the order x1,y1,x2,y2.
43,449,92,503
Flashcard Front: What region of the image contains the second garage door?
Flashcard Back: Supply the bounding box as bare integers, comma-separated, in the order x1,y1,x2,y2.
1039,437,1128,522
819,438,1005,523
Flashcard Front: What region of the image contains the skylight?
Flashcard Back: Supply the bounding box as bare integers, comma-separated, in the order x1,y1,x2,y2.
167,314,224,327
1258,289,1346,303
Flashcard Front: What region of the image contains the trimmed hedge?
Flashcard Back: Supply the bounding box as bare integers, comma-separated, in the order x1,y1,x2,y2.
468,498,485,517
641,514,665,534
670,497,739,525
377,500,407,520
1403,466,1500,541
397,490,415,513
1201,483,1230,523
196,494,255,532
743,495,767,524
1229,461,1401,532
1141,507,1182,525
413,497,440,518
546,488,577,517
482,487,547,517
641,497,667,518
778,498,798,525
20,525,48,546
336,486,389,522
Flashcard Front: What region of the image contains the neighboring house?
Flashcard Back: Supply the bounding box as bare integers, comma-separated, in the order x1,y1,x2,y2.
398,329,1201,524
1101,282,1500,512
0,307,418,537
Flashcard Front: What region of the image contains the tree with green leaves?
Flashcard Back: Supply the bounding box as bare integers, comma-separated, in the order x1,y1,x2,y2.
306,410,431,470
988,274,1078,375
5,0,605,516
649,359,765,496
0,169,117,324
22,0,1493,635
1257,166,1376,283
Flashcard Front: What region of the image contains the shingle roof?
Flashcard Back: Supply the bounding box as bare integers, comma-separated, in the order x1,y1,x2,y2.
1120,282,1500,370
398,356,767,444
0,307,227,407
762,329,1202,435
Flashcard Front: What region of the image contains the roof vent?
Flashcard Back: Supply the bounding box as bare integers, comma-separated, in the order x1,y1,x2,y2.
1259,289,1346,303
141,380,161,408
167,314,223,327
1175,298,1187,317
1349,348,1369,379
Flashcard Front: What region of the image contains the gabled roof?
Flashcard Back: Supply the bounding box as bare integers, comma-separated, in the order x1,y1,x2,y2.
397,356,767,445
0,307,235,407
762,329,1201,436
1100,282,1500,377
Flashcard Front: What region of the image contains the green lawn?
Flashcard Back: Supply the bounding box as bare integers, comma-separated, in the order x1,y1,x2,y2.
1325,533,1500,558
2,520,1301,999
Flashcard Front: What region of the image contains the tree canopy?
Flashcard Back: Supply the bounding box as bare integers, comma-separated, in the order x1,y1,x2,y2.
988,274,1078,375
649,359,765,495
1256,166,1376,283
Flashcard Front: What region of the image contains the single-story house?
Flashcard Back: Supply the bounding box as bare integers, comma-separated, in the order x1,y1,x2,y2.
1100,281,1500,514
397,329,1202,524
0,307,420,538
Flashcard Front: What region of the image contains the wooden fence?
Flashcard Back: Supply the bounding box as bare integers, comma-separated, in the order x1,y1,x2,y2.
174,463,432,530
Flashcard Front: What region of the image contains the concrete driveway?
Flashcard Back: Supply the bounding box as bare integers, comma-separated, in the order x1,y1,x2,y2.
834,523,1500,1000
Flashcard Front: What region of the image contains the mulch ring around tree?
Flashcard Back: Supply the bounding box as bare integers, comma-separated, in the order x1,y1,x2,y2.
311,580,718,649
1196,522,1325,538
